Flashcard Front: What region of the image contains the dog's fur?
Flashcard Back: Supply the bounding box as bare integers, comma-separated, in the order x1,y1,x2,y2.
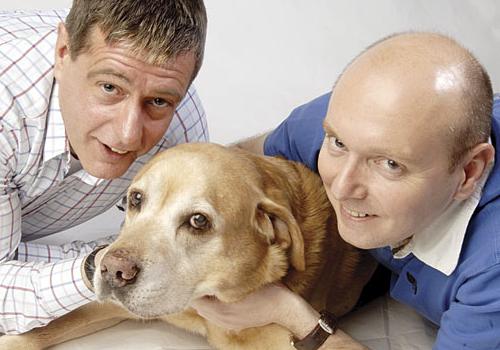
0,143,377,350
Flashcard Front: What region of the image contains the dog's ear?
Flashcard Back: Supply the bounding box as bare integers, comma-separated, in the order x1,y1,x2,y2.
254,198,305,271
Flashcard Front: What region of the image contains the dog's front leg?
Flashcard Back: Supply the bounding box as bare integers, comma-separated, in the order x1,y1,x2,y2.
161,308,209,337
204,323,295,350
0,301,132,350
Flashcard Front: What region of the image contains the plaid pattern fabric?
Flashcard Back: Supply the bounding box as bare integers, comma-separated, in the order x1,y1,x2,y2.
0,10,208,334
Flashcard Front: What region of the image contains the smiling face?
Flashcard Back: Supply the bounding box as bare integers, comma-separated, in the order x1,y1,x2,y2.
54,24,195,179
317,40,469,249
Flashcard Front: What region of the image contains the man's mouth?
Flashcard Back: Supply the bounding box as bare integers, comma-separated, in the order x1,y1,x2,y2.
103,143,130,155
343,206,372,218
109,146,129,154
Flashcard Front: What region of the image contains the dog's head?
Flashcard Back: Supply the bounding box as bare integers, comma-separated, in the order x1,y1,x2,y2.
94,143,306,318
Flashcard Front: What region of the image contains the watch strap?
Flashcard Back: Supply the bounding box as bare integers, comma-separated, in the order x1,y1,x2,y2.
291,310,337,350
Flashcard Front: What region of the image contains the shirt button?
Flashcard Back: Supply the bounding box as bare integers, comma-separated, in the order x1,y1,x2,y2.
406,272,418,294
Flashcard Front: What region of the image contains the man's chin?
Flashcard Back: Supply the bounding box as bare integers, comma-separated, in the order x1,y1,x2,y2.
338,229,379,250
83,163,131,180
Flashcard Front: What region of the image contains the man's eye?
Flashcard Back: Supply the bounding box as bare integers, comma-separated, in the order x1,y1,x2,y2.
101,83,116,93
379,159,404,175
385,159,400,170
151,98,169,108
327,135,345,149
334,137,345,148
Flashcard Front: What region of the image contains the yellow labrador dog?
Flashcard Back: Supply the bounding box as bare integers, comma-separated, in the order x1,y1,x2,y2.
0,143,377,350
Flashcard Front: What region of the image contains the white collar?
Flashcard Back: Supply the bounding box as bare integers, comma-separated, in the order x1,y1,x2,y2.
392,160,493,276
44,81,69,163
43,81,103,186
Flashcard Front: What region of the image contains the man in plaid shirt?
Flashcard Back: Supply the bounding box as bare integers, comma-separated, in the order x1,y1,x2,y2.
0,0,208,334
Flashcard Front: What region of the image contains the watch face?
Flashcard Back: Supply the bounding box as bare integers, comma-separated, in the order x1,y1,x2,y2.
319,310,338,334
318,318,334,334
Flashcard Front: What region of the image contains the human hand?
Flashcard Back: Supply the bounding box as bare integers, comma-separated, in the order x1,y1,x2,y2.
190,283,317,333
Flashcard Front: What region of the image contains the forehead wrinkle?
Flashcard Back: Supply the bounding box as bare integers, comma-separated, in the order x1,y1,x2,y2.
87,68,131,84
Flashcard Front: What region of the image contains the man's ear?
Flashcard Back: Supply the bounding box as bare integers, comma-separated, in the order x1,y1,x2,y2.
54,22,71,81
454,143,495,201
253,198,305,272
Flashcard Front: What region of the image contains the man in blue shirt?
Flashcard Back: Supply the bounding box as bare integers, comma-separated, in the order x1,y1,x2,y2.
192,32,500,349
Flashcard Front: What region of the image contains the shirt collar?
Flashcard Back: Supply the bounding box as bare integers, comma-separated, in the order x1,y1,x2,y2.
43,81,69,163
43,80,104,186
392,158,494,276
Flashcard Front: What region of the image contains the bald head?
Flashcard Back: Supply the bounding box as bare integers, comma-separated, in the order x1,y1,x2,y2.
333,32,492,170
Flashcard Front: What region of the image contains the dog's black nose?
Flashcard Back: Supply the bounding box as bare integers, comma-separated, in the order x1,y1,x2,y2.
100,249,140,288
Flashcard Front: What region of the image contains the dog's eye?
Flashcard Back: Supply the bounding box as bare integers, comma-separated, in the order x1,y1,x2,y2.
128,191,144,210
189,213,209,230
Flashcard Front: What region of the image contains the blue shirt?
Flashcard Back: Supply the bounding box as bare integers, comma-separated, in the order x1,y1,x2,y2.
264,93,500,349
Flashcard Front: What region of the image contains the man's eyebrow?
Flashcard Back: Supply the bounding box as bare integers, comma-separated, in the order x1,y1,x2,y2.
154,88,183,103
87,69,131,84
322,120,337,137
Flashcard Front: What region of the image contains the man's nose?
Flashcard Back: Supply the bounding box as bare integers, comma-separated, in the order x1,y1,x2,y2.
116,103,145,149
100,249,140,288
329,159,367,201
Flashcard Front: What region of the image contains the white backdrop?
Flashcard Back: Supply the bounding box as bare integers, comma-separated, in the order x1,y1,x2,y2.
1,0,498,241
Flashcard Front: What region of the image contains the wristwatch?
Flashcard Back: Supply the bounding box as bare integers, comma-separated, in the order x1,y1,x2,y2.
84,245,109,289
291,310,338,350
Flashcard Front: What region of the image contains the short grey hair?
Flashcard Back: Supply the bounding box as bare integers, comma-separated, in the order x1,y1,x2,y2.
65,0,207,80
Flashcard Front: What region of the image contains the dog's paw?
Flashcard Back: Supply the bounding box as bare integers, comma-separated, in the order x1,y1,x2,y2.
0,334,42,350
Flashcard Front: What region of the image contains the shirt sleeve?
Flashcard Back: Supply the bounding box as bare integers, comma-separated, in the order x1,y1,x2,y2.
0,132,103,335
263,92,331,172
16,235,117,263
433,264,500,349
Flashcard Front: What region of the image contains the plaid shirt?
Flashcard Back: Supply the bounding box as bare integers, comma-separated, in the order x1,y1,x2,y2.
0,10,208,334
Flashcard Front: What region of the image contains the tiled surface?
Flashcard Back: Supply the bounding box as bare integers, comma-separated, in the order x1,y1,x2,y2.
51,295,437,350
341,295,438,350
